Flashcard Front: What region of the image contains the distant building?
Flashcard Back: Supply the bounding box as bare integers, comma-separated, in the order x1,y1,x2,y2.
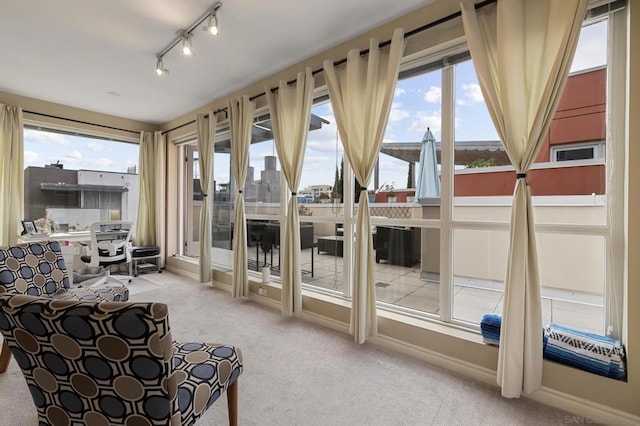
299,185,333,201
24,164,138,230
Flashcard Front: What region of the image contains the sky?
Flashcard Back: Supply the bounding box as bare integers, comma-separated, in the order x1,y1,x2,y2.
24,20,607,193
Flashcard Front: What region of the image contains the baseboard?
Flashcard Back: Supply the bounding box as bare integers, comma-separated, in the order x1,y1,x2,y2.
374,334,639,426
163,265,198,281
374,334,497,385
297,310,351,335
247,291,281,310
531,386,640,426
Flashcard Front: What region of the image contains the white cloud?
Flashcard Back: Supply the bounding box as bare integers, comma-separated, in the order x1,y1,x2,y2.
85,140,105,152
570,20,606,72
388,102,410,123
94,158,114,168
408,111,442,136
424,86,441,103
66,151,83,160
24,129,71,146
394,87,406,96
461,83,483,103
24,151,41,167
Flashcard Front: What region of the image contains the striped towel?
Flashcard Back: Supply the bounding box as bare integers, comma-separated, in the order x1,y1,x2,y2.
480,313,501,346
543,323,626,380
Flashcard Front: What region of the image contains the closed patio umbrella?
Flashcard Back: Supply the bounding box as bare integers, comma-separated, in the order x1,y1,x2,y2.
415,127,440,200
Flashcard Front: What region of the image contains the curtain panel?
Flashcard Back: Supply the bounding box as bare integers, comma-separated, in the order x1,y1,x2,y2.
323,28,405,343
265,68,315,316
461,0,588,397
135,131,167,267
0,104,24,246
196,112,217,283
229,96,255,298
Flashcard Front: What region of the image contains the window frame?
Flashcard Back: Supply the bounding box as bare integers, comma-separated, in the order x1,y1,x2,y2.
551,141,606,162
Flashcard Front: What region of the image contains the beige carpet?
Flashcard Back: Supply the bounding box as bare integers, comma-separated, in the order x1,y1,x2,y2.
0,271,579,425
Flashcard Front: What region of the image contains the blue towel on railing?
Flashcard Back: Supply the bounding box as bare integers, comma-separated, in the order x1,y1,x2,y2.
543,323,626,380
480,313,501,346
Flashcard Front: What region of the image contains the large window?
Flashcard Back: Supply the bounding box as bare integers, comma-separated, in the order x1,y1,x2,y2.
23,127,139,232
447,16,620,336
179,6,625,340
324,11,621,336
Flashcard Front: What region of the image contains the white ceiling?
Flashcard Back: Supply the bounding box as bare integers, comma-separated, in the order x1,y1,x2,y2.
0,0,432,124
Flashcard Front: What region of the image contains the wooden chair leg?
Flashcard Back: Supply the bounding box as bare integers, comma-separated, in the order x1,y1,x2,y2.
227,380,238,426
0,340,11,374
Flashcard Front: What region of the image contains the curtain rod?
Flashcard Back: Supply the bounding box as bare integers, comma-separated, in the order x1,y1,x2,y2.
23,110,140,135
162,0,497,136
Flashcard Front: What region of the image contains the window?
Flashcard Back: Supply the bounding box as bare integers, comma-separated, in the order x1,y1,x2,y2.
362,11,623,337
551,142,605,162
299,100,347,295
181,129,234,268
176,4,625,341
182,113,288,273
23,127,139,232
446,15,622,337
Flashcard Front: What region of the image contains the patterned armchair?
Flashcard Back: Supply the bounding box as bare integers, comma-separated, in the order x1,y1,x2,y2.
0,294,243,425
0,241,129,373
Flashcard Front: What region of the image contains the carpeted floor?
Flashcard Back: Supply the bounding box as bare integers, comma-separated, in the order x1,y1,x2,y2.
0,271,578,425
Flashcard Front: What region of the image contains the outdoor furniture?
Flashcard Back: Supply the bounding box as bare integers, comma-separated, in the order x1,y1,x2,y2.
262,222,315,277
0,294,243,425
0,240,129,373
317,236,344,257
374,226,420,266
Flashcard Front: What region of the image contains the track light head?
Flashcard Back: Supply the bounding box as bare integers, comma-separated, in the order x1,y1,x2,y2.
155,57,168,76
177,30,193,55
203,13,219,35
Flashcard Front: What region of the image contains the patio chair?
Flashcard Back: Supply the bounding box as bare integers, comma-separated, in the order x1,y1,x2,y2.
0,294,243,425
0,240,129,373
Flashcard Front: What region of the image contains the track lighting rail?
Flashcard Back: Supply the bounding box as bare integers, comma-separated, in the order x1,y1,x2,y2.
155,1,222,75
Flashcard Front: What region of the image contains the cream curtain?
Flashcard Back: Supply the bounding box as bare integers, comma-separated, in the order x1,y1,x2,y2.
196,112,217,283
0,104,24,246
323,28,405,343
229,96,255,298
461,0,587,397
265,68,314,316
135,131,166,267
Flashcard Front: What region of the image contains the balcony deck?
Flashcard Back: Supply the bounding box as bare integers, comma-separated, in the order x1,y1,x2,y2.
247,244,604,335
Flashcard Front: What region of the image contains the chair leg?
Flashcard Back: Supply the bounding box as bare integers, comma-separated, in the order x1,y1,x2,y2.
0,340,11,373
227,380,238,426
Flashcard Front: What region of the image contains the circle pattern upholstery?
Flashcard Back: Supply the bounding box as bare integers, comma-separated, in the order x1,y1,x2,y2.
0,241,128,302
0,294,243,425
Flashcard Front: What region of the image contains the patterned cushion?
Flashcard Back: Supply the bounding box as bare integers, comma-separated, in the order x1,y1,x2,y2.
543,323,626,380
0,294,243,425
173,342,244,425
57,286,129,302
0,241,69,296
0,241,128,302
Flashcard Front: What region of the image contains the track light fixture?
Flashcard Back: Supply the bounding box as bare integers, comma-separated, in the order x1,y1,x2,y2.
155,56,168,76
154,1,223,76
178,30,193,55
204,12,219,35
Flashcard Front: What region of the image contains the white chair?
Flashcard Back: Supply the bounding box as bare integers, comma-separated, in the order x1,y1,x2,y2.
80,220,134,283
